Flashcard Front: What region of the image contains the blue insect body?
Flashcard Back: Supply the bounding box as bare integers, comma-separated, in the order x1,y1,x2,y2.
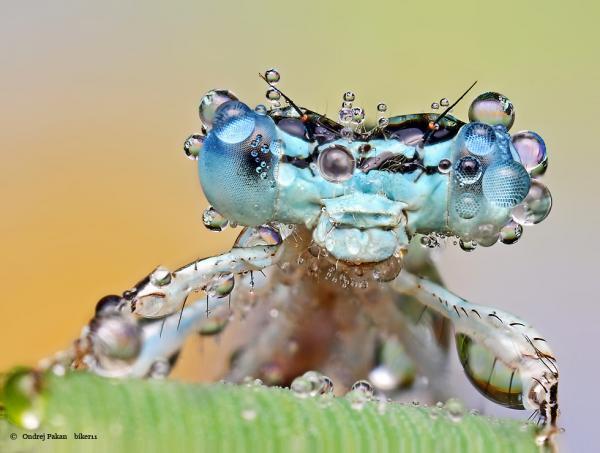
198,90,542,263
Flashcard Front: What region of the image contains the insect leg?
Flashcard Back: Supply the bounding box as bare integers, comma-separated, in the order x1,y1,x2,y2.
127,244,283,318
390,271,559,432
68,243,283,379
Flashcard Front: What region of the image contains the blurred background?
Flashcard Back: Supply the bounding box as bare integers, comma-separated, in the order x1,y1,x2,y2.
1,0,598,450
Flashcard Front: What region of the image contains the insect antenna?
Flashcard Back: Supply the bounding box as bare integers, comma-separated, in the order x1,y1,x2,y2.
422,80,478,145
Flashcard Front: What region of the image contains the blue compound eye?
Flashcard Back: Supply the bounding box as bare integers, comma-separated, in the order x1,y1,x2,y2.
455,156,482,185
198,101,279,226
482,161,531,208
463,123,496,156
212,101,256,144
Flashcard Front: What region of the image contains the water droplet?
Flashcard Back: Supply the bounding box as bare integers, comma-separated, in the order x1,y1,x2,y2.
440,98,450,107
199,311,230,336
199,89,238,128
206,273,235,298
241,409,257,421
264,68,280,84
377,103,387,112
51,363,66,377
378,117,389,128
444,398,465,422
2,368,47,430
352,107,365,123
213,101,256,144
499,220,523,244
511,179,552,225
455,156,482,184
468,92,515,130
149,358,171,379
343,91,356,102
431,102,440,110
341,127,354,141
183,133,205,160
511,131,548,176
254,104,268,115
339,107,353,123
234,225,282,247
290,376,313,398
369,366,398,391
150,266,171,287
351,380,374,398
459,239,477,252
437,159,452,174
266,88,281,102
203,206,229,232
90,314,142,364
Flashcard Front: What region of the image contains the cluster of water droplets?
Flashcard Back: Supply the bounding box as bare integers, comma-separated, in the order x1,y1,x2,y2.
263,68,281,109
430,97,450,110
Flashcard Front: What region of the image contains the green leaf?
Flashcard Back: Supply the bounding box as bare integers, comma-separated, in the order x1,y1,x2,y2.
0,370,543,453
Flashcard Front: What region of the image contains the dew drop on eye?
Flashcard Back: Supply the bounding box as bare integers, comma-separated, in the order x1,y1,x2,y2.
511,131,548,176
469,92,515,130
199,89,238,128
511,180,552,225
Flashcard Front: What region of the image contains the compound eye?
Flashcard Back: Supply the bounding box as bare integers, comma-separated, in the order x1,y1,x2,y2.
455,156,482,184
317,145,355,182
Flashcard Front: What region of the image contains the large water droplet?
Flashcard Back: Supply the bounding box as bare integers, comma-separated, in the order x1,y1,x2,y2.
431,102,440,110
511,131,548,177
90,314,142,364
234,225,282,247
213,101,256,144
183,133,205,160
150,266,171,287
264,68,280,84
199,89,238,128
203,206,229,231
440,98,450,107
343,91,356,102
3,368,47,430
468,92,515,130
377,103,387,112
206,273,235,298
499,220,523,244
290,375,313,398
511,179,552,225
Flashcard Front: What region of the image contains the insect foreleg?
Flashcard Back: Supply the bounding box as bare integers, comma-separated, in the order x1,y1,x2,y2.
128,244,283,318
390,271,559,432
